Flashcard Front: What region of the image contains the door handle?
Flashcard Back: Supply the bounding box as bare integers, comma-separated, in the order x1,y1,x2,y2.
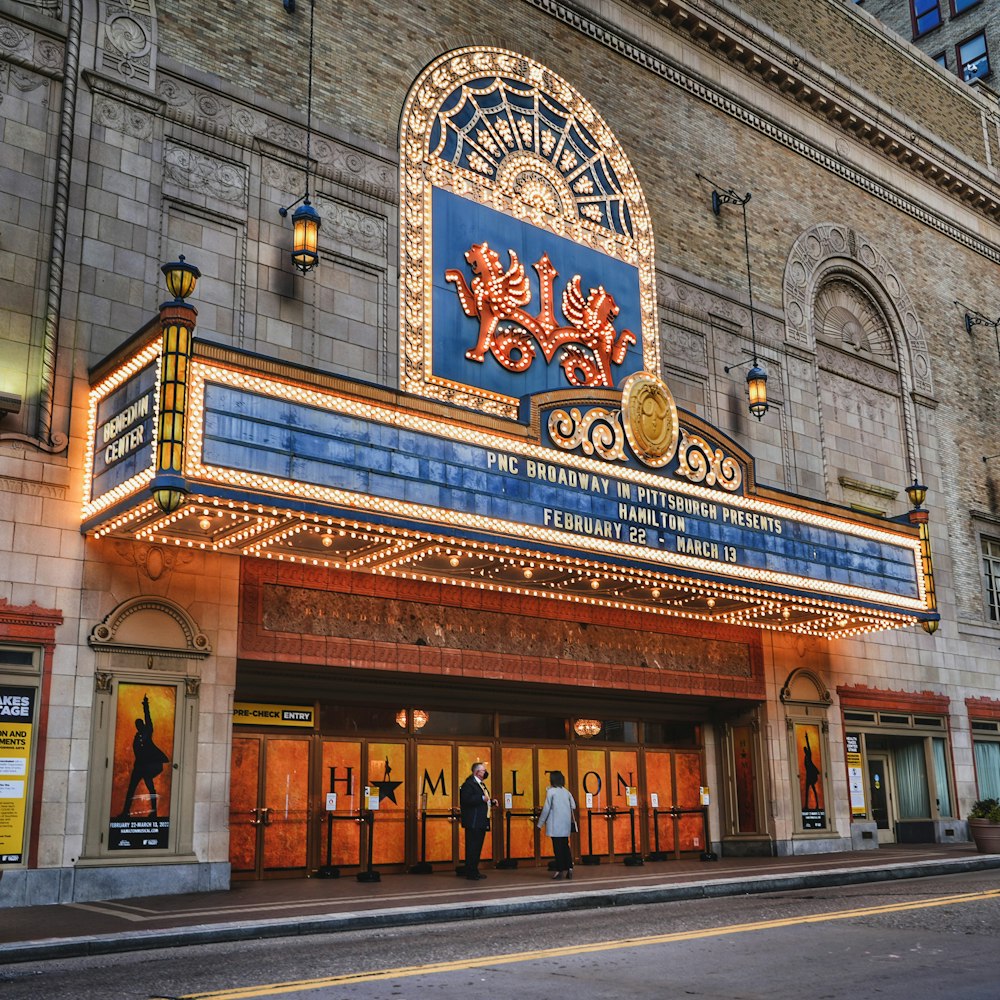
259,806,272,826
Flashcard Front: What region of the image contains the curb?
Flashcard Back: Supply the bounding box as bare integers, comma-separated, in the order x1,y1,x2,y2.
5,855,1000,965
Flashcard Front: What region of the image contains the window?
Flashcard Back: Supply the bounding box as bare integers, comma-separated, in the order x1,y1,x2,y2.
952,0,982,14
984,536,1000,621
972,720,1000,799
912,0,942,35
959,32,990,81
933,51,948,68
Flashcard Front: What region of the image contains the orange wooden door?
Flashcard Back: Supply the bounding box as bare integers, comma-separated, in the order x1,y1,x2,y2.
229,736,261,876
229,735,312,878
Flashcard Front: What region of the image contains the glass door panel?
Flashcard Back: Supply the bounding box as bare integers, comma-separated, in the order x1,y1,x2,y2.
536,747,570,862
320,740,362,867
367,741,406,864
609,750,639,855
261,738,310,873
645,751,675,854
502,746,538,860
675,751,706,853
576,748,609,857
457,744,494,862
229,736,261,875
416,742,456,863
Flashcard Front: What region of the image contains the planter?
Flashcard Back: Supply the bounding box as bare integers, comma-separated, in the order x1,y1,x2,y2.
969,818,1000,854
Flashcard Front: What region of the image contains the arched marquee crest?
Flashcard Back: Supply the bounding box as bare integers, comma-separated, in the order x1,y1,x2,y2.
400,48,659,419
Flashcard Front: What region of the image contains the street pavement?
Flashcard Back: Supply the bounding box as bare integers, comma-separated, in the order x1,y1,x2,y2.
1,844,998,965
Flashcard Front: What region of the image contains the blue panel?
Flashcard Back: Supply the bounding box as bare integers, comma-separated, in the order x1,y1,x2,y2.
91,364,157,498
431,188,644,397
197,379,923,602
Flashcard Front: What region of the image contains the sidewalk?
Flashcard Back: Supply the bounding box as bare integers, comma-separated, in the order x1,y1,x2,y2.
3,845,999,965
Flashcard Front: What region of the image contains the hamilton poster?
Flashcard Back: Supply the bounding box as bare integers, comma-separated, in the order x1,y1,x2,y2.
108,683,175,850
795,722,826,830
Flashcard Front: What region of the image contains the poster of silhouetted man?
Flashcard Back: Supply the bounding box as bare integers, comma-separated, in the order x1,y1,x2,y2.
109,683,175,850
795,723,826,830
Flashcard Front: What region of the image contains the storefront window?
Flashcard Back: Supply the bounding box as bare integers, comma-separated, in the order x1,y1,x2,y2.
932,738,952,816
973,736,1000,799
416,710,492,738
644,721,701,747
895,740,931,818
499,715,567,739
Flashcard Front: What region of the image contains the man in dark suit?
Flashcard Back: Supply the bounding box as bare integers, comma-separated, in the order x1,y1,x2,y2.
459,761,494,879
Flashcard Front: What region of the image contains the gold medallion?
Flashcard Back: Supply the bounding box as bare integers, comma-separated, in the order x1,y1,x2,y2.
621,372,678,468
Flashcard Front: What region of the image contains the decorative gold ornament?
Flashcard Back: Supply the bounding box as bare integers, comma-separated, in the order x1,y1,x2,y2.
621,371,679,469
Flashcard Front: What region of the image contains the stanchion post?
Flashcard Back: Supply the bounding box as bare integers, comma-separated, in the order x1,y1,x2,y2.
356,809,381,883
623,806,644,866
647,807,668,862
409,806,433,874
581,808,601,865
497,807,519,869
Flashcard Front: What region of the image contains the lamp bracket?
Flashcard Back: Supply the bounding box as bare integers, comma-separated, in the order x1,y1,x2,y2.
279,193,307,218
711,187,751,215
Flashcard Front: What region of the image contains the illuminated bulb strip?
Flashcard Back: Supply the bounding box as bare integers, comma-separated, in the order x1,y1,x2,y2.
185,362,924,562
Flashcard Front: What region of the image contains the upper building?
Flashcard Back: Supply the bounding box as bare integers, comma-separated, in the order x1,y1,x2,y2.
858,0,996,84
1,0,999,906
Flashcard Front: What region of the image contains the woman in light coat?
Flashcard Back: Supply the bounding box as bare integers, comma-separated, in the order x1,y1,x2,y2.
537,770,577,879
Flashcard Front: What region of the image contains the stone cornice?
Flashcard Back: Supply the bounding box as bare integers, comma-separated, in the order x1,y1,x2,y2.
527,0,1000,263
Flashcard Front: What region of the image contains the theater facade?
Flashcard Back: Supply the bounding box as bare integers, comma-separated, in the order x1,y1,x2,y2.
2,0,998,904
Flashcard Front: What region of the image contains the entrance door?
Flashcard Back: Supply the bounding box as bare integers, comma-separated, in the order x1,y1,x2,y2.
867,753,895,844
646,751,707,858
230,735,312,878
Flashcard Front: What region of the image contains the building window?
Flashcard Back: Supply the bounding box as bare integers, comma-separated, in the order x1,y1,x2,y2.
912,0,942,36
959,32,991,81
972,721,1000,800
984,536,1000,621
952,0,982,14
933,51,948,67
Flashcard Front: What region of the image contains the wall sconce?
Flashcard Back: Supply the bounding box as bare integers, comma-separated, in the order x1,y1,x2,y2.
700,175,769,421
957,301,1000,364
152,255,200,514
574,719,602,738
395,708,429,730
279,0,321,273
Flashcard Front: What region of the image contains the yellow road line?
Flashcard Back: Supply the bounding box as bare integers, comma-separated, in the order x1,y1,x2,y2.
155,887,1000,1000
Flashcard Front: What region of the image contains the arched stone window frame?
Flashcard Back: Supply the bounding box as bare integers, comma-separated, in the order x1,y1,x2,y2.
82,598,209,867
783,223,935,492
780,667,835,837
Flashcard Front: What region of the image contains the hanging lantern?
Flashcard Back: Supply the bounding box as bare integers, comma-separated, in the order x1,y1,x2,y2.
746,363,768,421
574,719,602,738
291,199,321,273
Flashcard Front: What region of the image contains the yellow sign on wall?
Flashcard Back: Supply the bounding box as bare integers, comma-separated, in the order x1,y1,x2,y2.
233,703,315,728
0,686,35,865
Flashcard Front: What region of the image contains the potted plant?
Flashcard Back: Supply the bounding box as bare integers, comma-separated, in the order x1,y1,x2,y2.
969,798,1000,854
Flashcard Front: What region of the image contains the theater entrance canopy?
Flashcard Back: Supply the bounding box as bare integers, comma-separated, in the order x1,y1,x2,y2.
82,331,935,641
81,47,936,640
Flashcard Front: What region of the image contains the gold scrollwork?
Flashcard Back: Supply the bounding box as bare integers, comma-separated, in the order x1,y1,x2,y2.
548,407,627,461
676,430,743,492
